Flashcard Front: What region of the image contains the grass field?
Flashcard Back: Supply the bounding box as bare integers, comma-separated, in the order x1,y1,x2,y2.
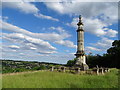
2,68,119,88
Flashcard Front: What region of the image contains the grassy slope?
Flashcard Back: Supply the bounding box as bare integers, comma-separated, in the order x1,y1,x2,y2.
2,68,118,88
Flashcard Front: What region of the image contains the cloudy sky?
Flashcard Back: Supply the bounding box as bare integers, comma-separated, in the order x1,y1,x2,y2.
1,0,119,64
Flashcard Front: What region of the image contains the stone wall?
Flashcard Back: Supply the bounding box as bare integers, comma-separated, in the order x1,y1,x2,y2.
50,66,110,75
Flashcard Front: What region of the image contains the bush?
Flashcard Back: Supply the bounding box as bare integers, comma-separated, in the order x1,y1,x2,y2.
39,65,47,70
67,58,77,67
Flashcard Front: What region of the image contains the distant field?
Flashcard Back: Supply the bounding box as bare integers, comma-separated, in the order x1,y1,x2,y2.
2,68,119,88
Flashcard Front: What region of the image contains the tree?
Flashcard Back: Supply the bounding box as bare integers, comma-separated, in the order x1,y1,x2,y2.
86,40,120,68
39,65,47,70
86,54,103,68
112,40,120,47
66,58,77,67
106,40,120,68
107,40,120,55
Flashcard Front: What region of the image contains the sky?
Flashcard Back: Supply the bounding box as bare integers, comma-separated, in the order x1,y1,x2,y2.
0,0,119,64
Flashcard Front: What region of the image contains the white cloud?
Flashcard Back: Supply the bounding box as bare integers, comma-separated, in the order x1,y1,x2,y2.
34,13,59,21
0,20,62,41
0,20,32,35
67,17,118,37
49,26,65,33
3,33,57,52
2,1,59,21
1,20,76,63
86,46,101,51
0,16,9,21
1,0,119,2
30,47,37,50
48,27,77,48
44,2,118,22
64,50,69,52
2,1,39,14
93,37,114,49
2,44,74,64
44,2,118,37
84,18,107,36
8,45,20,49
85,37,114,53
1,20,75,48
55,40,77,48
44,2,64,14
37,51,57,54
106,29,118,37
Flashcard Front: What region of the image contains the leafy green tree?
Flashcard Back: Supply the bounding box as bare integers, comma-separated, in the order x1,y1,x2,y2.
86,40,120,68
33,66,41,70
106,40,120,68
54,65,61,69
67,58,77,67
86,54,103,68
75,40,120,69
39,65,47,70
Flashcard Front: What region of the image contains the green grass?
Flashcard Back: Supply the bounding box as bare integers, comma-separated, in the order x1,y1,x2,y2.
2,68,119,88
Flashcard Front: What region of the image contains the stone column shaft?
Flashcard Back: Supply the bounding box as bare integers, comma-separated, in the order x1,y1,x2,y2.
77,31,84,51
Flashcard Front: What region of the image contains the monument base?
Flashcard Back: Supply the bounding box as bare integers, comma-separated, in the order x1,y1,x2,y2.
82,64,89,70
74,63,89,71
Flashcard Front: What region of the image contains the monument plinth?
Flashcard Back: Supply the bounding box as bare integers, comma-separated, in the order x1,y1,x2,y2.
74,15,89,70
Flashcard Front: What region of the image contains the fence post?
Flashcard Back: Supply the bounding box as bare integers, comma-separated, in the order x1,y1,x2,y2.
75,67,80,74
51,66,54,71
96,68,99,75
63,67,66,72
101,68,104,75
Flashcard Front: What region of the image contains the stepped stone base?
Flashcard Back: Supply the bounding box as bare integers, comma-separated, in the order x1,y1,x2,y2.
82,64,89,70
74,63,89,71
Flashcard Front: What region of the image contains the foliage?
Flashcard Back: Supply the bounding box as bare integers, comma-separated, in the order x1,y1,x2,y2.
106,40,120,68
86,40,120,68
66,58,77,67
2,68,118,88
54,65,61,68
32,65,47,70
2,60,63,73
39,65,47,70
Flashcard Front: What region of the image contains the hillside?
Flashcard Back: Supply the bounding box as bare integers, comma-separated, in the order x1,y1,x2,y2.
1,59,64,73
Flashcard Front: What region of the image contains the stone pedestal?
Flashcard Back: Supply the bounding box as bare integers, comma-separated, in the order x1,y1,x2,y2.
74,64,89,71
82,64,89,71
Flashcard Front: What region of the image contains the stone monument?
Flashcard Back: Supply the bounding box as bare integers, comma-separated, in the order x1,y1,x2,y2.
74,15,89,70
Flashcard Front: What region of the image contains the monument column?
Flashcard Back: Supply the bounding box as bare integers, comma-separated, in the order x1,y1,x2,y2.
75,15,89,70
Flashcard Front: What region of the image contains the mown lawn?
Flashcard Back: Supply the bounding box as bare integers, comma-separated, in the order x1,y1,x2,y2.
2,68,119,88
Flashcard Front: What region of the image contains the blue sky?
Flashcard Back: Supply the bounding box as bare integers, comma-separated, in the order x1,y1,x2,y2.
0,1,119,64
